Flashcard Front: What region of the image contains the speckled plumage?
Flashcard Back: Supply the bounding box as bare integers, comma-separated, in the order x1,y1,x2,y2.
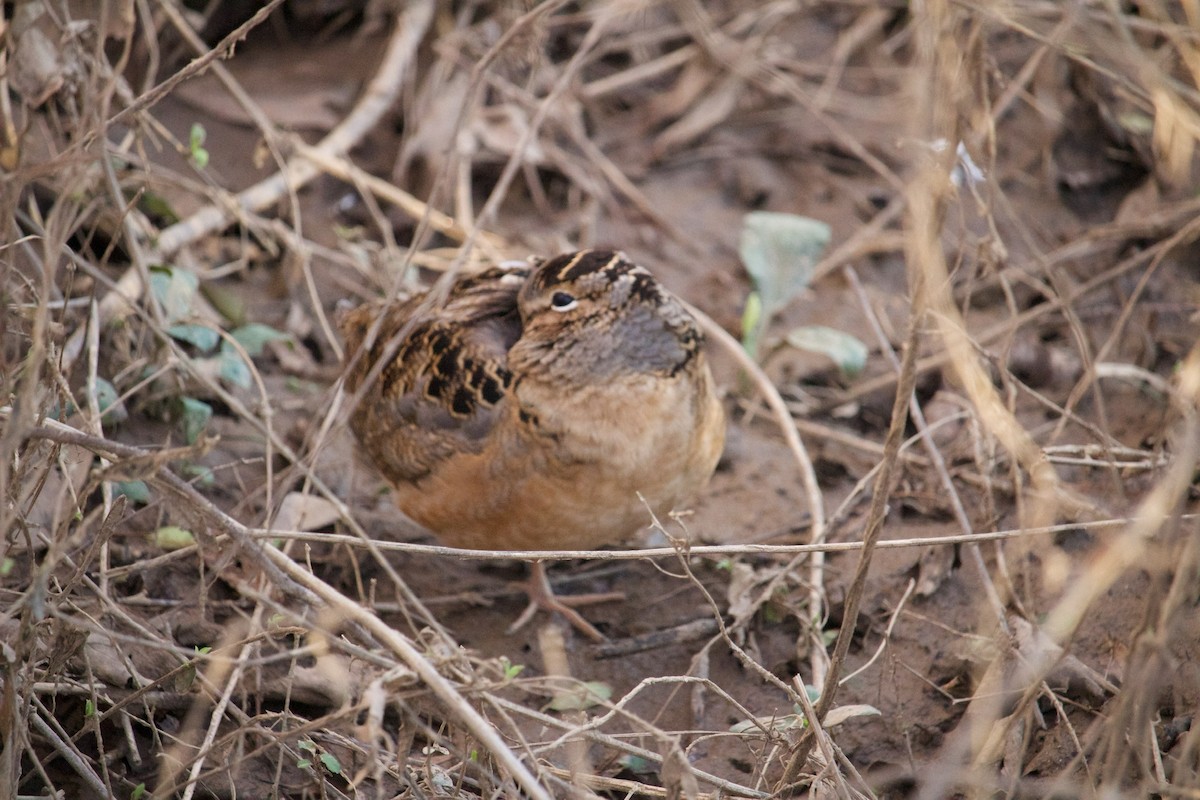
340,249,726,554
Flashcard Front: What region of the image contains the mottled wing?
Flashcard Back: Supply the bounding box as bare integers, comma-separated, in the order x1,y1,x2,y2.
339,267,527,484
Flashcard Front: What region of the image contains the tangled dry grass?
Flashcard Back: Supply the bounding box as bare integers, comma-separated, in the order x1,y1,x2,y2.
3,1,1200,798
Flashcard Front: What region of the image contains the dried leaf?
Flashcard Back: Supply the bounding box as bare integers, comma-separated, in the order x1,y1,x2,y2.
274,492,340,532
653,73,742,157
824,703,881,727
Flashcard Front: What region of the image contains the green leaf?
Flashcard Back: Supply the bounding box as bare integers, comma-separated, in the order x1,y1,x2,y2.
167,323,220,352
739,212,830,317
296,758,312,770
297,739,317,753
318,752,342,774
137,190,180,225
154,525,196,551
131,783,147,800
181,463,215,487
189,123,209,169
500,656,524,680
148,265,199,322
784,325,869,378
200,282,246,327
93,377,128,424
230,323,289,357
549,680,612,711
112,480,151,505
84,699,95,717
0,557,14,577
617,754,655,774
218,344,252,388
178,397,212,444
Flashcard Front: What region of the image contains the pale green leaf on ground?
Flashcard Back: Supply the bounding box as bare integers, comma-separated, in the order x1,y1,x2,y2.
112,480,151,505
93,377,128,424
784,325,869,377
148,265,198,322
617,754,654,774
178,397,212,444
217,345,252,388
318,752,342,774
181,463,215,487
230,323,290,356
739,211,831,316
549,680,612,711
167,323,219,352
154,525,196,550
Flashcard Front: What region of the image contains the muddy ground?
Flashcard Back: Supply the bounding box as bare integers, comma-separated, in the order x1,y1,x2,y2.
3,2,1200,798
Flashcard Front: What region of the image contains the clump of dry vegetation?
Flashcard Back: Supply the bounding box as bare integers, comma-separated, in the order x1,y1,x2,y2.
2,1,1200,798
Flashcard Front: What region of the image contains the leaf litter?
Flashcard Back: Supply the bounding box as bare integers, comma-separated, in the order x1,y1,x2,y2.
2,2,1200,798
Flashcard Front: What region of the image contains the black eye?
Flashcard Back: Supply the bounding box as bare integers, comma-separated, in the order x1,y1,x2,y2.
550,291,578,312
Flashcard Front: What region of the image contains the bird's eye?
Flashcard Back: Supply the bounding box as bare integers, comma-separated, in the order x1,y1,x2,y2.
550,291,578,312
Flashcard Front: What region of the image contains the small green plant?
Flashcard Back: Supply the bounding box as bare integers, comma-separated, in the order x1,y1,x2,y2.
188,123,209,169
738,212,867,377
296,739,342,775
499,656,524,680
149,263,292,444
112,480,151,505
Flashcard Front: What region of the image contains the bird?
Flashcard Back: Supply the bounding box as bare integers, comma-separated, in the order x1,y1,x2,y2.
339,249,726,640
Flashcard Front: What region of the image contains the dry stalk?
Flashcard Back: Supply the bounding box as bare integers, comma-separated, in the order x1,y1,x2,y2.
14,414,551,798
61,0,436,377
844,264,1008,628
776,199,924,790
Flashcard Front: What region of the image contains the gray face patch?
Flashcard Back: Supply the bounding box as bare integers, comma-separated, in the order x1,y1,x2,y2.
510,249,702,382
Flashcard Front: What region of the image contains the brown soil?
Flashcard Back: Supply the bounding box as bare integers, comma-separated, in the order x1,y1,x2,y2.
3,3,1200,798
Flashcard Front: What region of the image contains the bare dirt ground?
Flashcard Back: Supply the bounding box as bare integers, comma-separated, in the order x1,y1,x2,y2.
3,2,1200,798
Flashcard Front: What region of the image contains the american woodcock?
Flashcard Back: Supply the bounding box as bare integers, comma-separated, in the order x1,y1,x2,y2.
340,249,726,639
